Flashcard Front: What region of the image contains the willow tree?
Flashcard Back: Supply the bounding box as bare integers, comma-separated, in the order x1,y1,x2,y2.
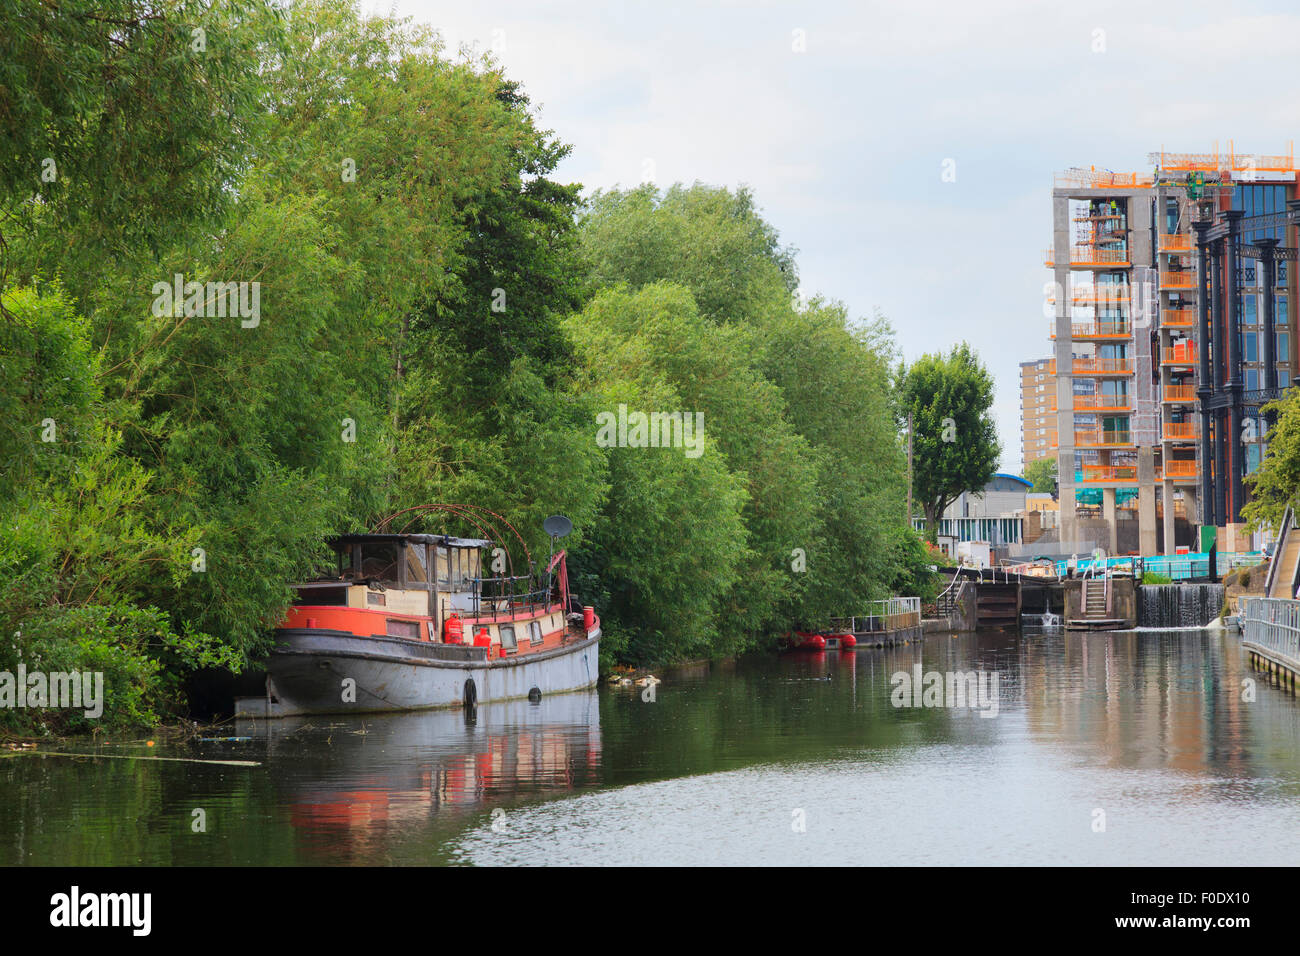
896,344,1000,543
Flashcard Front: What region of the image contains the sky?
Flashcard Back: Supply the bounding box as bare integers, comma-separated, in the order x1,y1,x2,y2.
369,0,1300,472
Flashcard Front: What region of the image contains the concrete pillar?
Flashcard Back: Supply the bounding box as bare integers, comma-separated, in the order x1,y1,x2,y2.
1102,487,1118,555
1162,482,1176,554
1193,220,1214,527
1137,446,1158,555
1053,193,1076,549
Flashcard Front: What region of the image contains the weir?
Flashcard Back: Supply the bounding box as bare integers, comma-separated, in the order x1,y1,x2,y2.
1136,583,1224,628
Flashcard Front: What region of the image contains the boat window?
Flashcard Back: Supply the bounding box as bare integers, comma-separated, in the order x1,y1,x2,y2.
452,546,483,590
406,543,429,585
435,547,451,587
461,548,482,585
336,544,356,579
294,585,347,606
358,541,401,584
499,625,517,650
529,621,544,645
386,619,420,639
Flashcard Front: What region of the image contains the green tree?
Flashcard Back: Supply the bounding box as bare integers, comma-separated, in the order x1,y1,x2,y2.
1024,457,1058,496
579,183,798,324
1243,393,1300,531
566,283,821,652
896,344,1000,543
0,0,277,285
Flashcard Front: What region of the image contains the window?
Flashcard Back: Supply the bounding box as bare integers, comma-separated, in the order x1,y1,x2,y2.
406,544,428,585
294,585,347,606
499,625,517,650
529,621,544,646
386,619,420,639
358,541,401,583
1246,369,1260,391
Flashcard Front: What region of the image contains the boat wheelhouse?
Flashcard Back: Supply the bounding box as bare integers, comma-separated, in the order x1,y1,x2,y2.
237,527,600,717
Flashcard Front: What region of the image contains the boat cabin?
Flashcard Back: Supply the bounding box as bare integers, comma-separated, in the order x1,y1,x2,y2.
285,533,575,657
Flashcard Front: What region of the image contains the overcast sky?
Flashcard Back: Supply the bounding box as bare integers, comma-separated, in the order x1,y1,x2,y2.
372,0,1300,472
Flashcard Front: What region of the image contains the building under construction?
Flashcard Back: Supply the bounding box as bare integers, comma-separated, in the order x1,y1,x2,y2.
1044,144,1298,556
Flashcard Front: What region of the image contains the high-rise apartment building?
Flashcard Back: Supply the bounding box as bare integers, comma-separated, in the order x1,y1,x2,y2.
1044,145,1299,556
1019,358,1056,469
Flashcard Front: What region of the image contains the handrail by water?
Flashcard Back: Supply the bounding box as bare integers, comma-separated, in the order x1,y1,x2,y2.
1242,597,1300,674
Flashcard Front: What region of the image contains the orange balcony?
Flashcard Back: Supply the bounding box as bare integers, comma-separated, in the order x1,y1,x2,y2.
1047,357,1135,376
1047,286,1132,307
1162,344,1197,366
1076,428,1134,448
1159,459,1199,480
1073,357,1134,376
1073,394,1132,412
1046,247,1133,269
1163,421,1199,441
1163,384,1198,403
1049,320,1130,340
1161,308,1196,328
1158,269,1196,289
1158,233,1193,253
1080,464,1139,483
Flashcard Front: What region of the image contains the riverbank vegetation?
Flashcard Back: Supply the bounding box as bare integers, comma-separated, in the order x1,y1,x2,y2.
2,0,970,732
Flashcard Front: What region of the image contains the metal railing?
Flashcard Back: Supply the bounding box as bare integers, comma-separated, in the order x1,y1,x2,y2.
1073,394,1132,412
1045,246,1133,268
1049,320,1131,339
1054,168,1154,189
1159,459,1199,479
1075,428,1134,447
1060,552,1267,581
839,596,922,634
1048,287,1132,306
465,574,556,620
1242,597,1300,670
1080,464,1138,482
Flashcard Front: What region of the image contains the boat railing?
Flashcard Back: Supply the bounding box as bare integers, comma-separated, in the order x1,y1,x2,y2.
465,574,556,620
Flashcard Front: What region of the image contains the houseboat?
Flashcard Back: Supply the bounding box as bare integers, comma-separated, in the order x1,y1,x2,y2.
236,527,600,718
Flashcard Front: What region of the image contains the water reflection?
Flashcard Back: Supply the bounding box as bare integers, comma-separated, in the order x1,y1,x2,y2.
3,629,1299,865
247,692,602,863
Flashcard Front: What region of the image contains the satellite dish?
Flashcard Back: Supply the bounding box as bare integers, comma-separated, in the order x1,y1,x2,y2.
543,515,572,539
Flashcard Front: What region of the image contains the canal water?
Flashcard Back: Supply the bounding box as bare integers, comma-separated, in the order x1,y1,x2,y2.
4,628,1300,866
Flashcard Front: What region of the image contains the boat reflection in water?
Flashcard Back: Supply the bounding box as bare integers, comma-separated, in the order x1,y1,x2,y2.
235,690,600,863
